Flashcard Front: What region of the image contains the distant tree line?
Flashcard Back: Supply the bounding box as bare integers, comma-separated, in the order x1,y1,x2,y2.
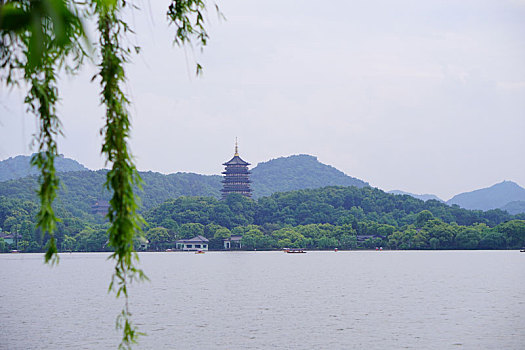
1,186,524,253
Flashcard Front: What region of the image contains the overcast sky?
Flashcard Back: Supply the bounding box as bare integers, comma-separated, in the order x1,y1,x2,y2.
1,0,524,200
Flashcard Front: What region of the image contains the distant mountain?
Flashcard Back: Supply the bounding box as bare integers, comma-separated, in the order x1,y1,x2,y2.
500,200,525,215
0,154,88,182
251,154,368,198
388,190,443,202
447,181,525,211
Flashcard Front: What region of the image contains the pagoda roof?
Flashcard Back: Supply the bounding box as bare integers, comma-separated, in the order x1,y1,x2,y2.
223,155,250,166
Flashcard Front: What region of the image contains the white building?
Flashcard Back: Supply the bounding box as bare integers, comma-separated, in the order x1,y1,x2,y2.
176,235,209,251
223,235,243,249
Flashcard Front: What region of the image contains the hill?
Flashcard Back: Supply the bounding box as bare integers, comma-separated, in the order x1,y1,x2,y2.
447,181,525,211
0,170,222,219
0,154,88,182
0,154,368,216
500,200,525,215
251,154,368,197
388,190,443,202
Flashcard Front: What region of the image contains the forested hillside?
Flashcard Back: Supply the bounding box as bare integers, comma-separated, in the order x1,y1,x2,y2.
0,155,87,182
146,186,518,229
251,154,368,197
0,154,367,214
2,186,524,253
2,154,525,253
0,170,222,215
141,187,524,251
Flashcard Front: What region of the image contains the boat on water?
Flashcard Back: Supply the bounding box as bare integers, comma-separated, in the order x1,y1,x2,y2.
285,248,306,254
195,250,205,254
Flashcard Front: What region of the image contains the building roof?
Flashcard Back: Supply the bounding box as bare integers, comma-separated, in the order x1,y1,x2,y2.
176,235,209,244
223,155,250,166
223,235,243,242
223,140,250,166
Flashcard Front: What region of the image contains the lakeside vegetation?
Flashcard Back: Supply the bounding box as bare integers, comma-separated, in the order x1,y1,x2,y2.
2,186,524,253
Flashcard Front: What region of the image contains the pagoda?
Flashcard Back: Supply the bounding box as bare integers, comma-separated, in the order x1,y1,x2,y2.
221,140,252,198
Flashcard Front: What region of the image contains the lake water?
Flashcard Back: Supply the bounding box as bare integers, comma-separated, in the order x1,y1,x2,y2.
0,251,523,349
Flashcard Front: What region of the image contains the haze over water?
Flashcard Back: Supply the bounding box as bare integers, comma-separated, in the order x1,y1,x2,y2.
0,251,523,349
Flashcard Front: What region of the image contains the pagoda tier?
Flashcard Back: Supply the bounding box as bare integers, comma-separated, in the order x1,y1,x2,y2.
221,142,252,198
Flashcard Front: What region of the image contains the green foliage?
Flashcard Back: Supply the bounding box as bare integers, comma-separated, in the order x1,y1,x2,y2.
145,227,171,251
493,220,525,249
179,223,205,239
1,0,217,348
213,227,231,239
415,210,434,228
140,186,525,251
478,231,506,249
1,0,87,263
61,234,75,251
92,0,149,346
455,227,481,249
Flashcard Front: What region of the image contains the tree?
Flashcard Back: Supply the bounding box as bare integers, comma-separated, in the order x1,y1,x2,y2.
61,234,76,252
214,227,231,240
145,227,171,251
416,210,434,228
339,234,357,249
455,228,480,249
179,223,205,239
241,228,264,250
3,216,17,232
317,236,338,249
272,228,306,248
478,231,506,249
426,219,455,249
495,220,525,249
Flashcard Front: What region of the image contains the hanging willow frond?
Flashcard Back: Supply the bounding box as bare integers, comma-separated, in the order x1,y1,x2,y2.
2,0,217,348
0,0,87,264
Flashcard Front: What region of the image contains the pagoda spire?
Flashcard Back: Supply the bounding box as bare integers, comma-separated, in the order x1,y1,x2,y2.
234,137,239,156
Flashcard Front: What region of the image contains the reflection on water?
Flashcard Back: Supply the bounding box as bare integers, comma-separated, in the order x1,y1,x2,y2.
0,251,523,349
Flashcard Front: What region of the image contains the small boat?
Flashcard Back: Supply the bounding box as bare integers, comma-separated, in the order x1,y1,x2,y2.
195,250,205,254
520,248,525,252
10,250,20,254
285,248,306,254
